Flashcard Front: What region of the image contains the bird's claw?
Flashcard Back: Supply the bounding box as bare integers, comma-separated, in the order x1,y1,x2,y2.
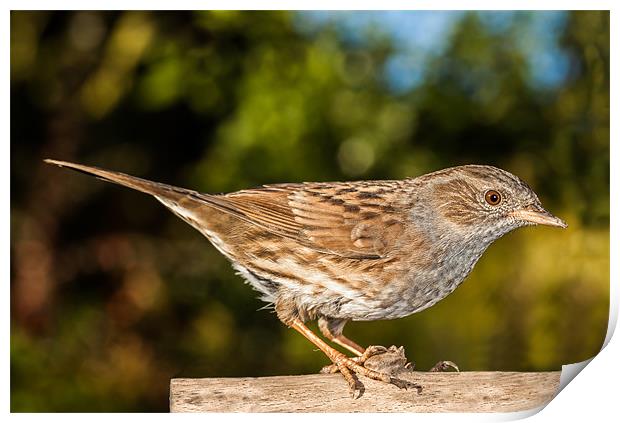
389,377,423,393
358,345,389,363
429,360,460,372
349,379,365,399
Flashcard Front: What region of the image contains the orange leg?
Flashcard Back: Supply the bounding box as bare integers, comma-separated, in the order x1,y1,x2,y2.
290,318,419,398
318,317,365,356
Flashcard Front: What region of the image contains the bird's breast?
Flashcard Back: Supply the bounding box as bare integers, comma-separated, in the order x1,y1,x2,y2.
400,238,492,316
344,237,493,321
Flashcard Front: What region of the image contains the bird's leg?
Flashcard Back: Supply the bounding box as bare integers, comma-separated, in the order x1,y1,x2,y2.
318,317,389,361
290,318,419,398
318,317,365,356
318,317,393,374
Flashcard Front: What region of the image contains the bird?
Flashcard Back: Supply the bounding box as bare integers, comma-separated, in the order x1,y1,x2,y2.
44,159,567,397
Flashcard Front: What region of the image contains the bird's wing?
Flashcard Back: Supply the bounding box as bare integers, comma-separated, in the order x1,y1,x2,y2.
43,159,407,259
200,182,407,259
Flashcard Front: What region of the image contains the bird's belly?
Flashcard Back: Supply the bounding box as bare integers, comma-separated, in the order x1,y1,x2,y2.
340,277,465,321
339,247,488,321
231,240,487,322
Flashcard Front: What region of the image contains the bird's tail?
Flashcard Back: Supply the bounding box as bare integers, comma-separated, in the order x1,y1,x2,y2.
44,159,196,201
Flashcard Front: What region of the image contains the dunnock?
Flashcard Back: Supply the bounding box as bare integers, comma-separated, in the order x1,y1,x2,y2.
45,160,566,396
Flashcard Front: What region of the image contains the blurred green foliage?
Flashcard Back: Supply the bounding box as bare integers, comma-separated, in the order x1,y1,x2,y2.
10,11,609,411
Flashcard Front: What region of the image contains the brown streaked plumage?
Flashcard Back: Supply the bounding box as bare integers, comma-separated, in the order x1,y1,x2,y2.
44,159,567,397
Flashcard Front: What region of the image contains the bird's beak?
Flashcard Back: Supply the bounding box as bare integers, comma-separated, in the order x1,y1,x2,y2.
511,205,568,228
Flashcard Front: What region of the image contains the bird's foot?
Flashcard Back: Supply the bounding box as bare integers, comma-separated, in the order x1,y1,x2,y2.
321,345,421,398
290,319,419,399
320,345,391,373
321,344,415,374
322,351,421,399
429,360,460,372
358,345,389,363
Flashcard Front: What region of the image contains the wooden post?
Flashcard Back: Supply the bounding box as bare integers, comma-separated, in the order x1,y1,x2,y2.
170,371,560,412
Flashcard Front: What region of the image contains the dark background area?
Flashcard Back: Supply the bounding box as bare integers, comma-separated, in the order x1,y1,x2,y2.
11,11,609,411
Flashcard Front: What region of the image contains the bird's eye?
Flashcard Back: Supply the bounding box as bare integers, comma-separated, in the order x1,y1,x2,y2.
485,190,502,206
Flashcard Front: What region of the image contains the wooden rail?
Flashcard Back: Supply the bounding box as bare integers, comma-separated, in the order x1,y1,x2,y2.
170,371,561,412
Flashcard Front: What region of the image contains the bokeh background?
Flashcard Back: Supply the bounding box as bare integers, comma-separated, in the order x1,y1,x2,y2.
11,11,609,412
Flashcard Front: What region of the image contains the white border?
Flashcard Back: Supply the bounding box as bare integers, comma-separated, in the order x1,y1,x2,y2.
4,3,616,421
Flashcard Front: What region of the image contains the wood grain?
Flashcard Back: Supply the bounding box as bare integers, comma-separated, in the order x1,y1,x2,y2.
170,371,560,412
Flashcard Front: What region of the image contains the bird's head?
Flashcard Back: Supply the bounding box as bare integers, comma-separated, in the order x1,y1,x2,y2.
426,165,566,242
